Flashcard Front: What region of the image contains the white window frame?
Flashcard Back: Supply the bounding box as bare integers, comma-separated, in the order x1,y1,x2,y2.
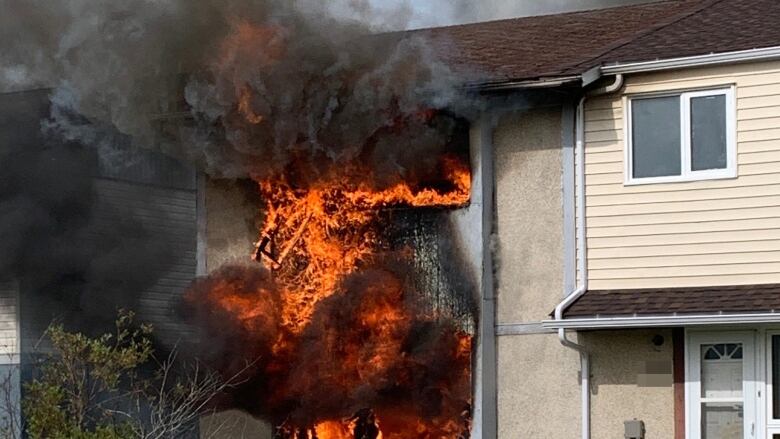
624,85,737,185
686,330,757,439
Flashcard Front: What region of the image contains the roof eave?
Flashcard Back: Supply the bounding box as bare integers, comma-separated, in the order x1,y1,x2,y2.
543,312,780,330
602,45,780,75
465,75,582,92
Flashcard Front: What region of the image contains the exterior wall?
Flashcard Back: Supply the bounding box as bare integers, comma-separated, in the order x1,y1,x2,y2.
495,108,565,323
494,107,676,438
582,329,675,439
204,179,261,271
498,330,675,439
497,333,580,437
454,120,491,438
0,282,19,364
493,107,580,437
581,60,780,289
93,176,199,348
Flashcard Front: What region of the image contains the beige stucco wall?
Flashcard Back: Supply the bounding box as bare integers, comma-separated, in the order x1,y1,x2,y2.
494,107,565,324
497,330,675,439
581,60,780,289
494,107,675,439
497,333,581,437
205,178,262,270
582,329,675,439
202,178,272,439
494,107,580,438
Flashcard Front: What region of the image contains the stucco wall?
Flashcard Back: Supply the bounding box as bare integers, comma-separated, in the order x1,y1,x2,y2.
497,331,675,439
494,107,565,324
204,178,262,271
583,329,675,439
493,107,675,439
497,333,581,437
494,107,581,437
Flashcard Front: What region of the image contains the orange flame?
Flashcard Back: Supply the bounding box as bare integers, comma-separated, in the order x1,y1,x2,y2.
193,20,474,439
253,156,470,338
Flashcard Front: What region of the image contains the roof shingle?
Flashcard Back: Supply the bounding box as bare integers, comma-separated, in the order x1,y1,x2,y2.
563,284,780,318
420,0,780,86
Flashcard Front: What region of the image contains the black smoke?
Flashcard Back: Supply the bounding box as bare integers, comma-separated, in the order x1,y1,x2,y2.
0,0,474,185
0,90,174,335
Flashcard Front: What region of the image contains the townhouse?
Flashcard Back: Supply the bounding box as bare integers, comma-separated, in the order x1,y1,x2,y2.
425,0,780,437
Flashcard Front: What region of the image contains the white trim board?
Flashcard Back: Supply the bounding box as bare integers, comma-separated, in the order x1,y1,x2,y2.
543,313,780,330
602,46,780,75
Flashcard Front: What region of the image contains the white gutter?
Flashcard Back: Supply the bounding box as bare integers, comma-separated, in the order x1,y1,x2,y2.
543,312,780,330
470,75,581,92
601,45,780,75
554,73,624,439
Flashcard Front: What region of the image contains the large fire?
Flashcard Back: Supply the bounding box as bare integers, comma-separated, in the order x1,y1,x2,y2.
184,20,474,439
255,155,470,335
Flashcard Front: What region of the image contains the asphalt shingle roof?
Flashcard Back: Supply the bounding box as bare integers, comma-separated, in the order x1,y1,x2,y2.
420,0,780,86
563,284,780,318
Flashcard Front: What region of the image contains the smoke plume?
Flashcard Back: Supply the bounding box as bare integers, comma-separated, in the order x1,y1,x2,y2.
0,0,474,323
0,90,176,333
1,0,470,182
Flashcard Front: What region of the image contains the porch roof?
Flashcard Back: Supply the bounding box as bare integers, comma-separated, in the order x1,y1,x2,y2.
543,284,780,330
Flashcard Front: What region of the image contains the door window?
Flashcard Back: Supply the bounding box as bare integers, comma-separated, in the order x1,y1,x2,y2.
701,344,745,438
688,333,755,439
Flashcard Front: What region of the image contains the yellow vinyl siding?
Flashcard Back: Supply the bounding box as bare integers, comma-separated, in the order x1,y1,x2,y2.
590,239,780,258
580,60,780,289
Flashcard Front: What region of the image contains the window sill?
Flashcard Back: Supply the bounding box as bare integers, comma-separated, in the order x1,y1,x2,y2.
624,170,737,186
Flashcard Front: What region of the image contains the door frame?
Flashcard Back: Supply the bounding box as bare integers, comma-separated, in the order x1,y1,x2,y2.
765,330,780,438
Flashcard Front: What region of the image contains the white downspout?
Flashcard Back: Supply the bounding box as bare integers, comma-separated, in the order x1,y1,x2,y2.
554,74,624,439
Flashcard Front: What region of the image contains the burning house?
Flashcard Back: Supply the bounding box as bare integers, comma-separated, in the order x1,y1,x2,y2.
1,1,483,437
5,0,780,438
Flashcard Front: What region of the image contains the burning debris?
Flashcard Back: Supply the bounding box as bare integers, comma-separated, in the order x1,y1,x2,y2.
186,150,474,438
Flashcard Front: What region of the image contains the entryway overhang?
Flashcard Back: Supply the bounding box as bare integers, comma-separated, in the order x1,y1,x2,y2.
545,283,780,330
543,312,780,330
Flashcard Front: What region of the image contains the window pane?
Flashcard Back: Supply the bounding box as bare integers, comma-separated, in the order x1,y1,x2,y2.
691,94,728,171
701,403,743,439
632,96,681,178
774,335,780,419
701,344,743,399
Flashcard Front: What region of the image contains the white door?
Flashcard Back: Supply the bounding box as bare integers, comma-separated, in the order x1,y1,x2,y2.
689,332,756,439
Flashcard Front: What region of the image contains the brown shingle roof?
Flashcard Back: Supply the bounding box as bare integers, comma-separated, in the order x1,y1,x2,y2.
594,0,780,67
563,284,780,318
421,0,780,86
